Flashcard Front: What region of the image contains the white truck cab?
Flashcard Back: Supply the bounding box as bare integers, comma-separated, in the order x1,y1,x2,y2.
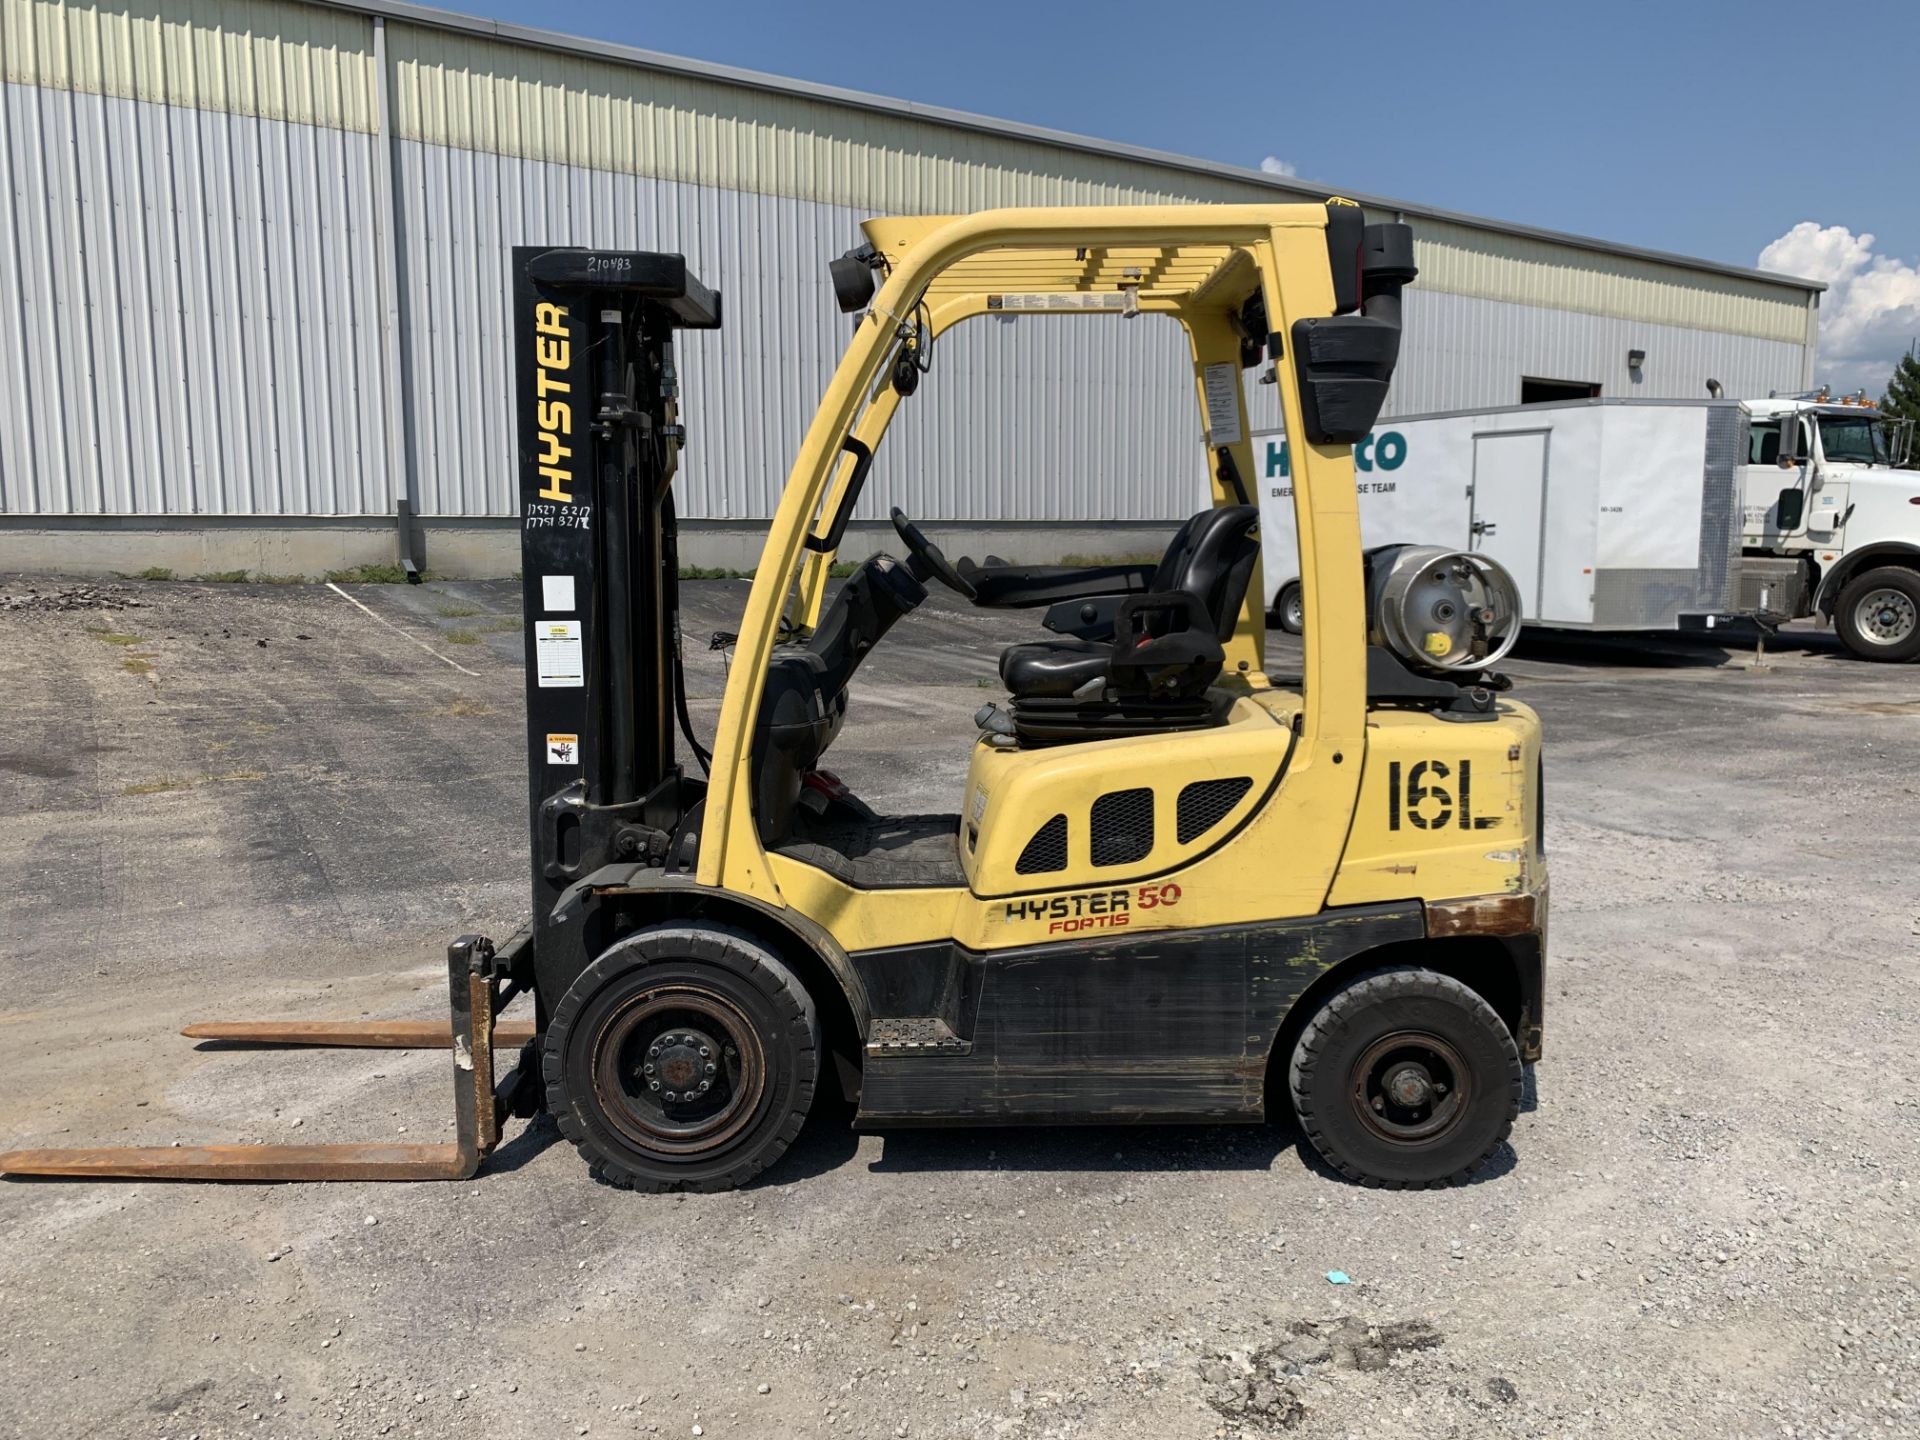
1738,393,1920,660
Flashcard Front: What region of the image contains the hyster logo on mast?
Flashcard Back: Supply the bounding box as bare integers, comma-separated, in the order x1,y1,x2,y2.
533,303,574,503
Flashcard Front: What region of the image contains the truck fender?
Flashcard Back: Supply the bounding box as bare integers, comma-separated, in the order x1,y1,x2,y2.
1813,542,1920,614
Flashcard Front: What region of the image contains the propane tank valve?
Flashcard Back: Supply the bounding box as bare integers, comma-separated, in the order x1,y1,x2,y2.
1364,545,1523,674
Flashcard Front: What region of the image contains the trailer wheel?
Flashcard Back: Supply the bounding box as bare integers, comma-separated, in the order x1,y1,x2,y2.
1271,581,1304,635
1835,566,1920,662
543,924,819,1193
1288,965,1520,1188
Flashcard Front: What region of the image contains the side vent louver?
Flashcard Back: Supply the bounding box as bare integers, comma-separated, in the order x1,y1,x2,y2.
1177,777,1253,844
1090,788,1154,866
1015,814,1068,874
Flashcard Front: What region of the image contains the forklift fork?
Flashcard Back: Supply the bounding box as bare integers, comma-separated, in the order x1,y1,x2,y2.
0,934,533,1183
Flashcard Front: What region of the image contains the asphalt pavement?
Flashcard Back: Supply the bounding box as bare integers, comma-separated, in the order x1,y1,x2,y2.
1,573,1915,1440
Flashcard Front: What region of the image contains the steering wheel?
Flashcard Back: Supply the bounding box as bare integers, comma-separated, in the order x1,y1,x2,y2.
890,507,977,600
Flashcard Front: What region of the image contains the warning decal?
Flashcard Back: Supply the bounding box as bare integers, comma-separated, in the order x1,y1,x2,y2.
986,292,1130,312
545,733,579,765
534,620,584,688
1202,362,1242,445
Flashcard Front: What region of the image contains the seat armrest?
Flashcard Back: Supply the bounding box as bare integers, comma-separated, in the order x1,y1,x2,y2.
1108,592,1225,700
1112,590,1213,642
959,560,1155,609
1041,594,1125,642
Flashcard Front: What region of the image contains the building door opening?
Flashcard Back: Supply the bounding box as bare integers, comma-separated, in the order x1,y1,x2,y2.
1520,377,1601,405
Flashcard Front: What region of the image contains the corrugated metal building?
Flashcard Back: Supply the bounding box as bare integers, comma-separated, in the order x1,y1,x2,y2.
0,0,1822,575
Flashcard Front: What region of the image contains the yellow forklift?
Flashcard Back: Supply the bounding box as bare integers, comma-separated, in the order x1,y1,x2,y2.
0,201,1545,1192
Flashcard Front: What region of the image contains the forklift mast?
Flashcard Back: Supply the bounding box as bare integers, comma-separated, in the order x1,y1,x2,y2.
512,248,721,1002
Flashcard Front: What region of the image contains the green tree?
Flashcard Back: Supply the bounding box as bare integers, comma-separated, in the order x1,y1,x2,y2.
1882,343,1920,466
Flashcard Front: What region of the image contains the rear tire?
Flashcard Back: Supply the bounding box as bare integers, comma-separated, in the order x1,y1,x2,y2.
544,923,819,1192
1272,580,1304,635
1834,566,1920,662
1288,965,1520,1188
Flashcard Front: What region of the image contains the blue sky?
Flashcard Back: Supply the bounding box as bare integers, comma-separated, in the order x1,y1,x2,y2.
461,0,1917,386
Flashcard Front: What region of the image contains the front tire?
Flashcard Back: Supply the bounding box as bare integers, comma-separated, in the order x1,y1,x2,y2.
1835,566,1920,662
544,924,819,1192
1288,966,1520,1188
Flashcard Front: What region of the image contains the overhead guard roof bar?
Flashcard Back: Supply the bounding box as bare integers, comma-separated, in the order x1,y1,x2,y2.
858,217,1256,307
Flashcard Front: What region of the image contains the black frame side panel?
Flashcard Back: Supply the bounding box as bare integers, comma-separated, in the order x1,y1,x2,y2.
852,903,1424,1125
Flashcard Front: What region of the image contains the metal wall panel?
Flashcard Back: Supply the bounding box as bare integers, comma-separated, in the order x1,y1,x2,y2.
2,0,378,131
393,143,1808,522
0,0,1820,524
384,21,1811,343
394,142,1202,521
1413,218,1809,345
386,24,1238,214
1382,288,1810,419
0,80,391,515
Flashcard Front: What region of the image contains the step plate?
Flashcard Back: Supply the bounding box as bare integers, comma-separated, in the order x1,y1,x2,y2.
866,1017,971,1057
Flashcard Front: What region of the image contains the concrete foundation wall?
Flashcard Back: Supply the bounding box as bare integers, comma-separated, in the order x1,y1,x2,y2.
0,517,1177,579
5,55,1817,530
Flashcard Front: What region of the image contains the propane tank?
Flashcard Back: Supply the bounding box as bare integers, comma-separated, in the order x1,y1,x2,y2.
1364,545,1522,672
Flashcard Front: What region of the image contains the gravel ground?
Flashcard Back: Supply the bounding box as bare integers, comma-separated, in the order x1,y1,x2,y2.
0,573,1915,1440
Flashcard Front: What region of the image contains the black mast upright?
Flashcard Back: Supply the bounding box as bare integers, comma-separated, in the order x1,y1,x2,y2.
510,247,721,1004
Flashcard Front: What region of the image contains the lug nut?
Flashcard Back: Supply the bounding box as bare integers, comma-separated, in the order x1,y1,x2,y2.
663,1091,677,1102
648,1079,660,1091
643,1063,654,1075
698,1046,711,1058
704,1061,716,1075
648,1045,660,1059
697,1080,710,1093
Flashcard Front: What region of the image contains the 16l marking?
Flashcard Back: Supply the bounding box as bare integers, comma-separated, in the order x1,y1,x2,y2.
1387,760,1498,831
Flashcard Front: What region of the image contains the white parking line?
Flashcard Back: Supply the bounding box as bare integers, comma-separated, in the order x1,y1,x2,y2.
325,582,482,678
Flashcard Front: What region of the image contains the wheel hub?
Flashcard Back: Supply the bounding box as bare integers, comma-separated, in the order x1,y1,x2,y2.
1382,1060,1437,1109
1857,587,1917,644
1351,1031,1469,1146
591,986,763,1155
646,1029,719,1103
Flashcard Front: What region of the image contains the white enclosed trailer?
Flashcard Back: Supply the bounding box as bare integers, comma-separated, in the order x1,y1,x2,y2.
1256,398,1746,637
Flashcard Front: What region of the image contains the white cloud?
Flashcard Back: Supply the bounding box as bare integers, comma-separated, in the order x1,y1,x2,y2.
1758,222,1920,392
1260,156,1298,178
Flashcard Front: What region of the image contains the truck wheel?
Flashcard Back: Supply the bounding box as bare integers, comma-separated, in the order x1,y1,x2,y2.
544,924,819,1193
1288,966,1521,1188
1271,580,1305,635
1835,566,1920,662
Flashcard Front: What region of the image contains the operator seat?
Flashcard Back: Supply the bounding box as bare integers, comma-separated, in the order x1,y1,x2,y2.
998,505,1261,715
